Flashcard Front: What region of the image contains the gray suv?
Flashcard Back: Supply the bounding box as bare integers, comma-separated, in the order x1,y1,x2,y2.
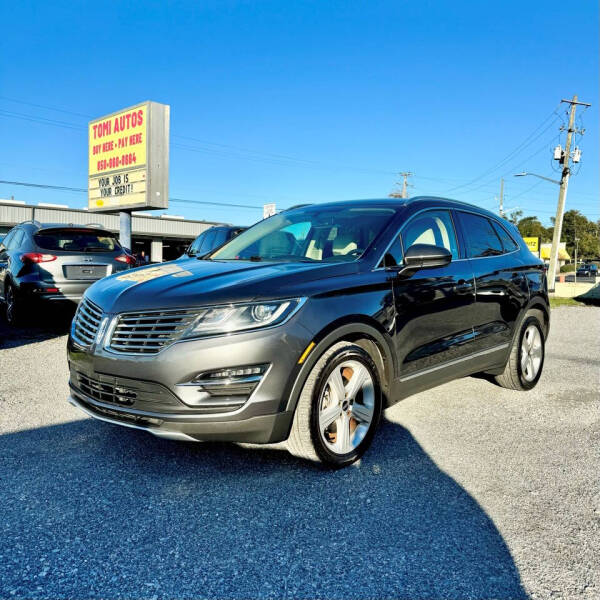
0,221,135,325
67,198,549,468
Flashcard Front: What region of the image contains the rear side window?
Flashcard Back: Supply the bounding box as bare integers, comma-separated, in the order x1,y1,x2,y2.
34,229,119,252
11,230,25,248
1,230,15,248
491,221,519,252
458,212,503,258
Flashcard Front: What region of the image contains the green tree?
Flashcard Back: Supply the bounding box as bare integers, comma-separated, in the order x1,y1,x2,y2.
507,209,522,225
560,210,600,260
517,216,552,242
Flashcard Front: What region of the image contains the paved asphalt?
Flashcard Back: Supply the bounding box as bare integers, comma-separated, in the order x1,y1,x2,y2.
0,306,598,599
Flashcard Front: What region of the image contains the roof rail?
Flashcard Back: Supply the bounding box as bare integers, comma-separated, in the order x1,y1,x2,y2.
18,219,42,227
283,203,313,211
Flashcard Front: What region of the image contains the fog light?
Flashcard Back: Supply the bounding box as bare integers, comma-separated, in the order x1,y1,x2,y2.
200,366,267,381
191,364,269,397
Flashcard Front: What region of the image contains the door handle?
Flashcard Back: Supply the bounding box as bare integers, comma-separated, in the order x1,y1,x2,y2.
454,279,474,293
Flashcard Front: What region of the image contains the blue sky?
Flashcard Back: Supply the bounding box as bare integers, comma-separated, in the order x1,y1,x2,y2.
1,0,598,226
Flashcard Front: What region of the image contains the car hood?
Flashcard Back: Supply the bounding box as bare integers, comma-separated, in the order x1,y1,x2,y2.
85,258,359,313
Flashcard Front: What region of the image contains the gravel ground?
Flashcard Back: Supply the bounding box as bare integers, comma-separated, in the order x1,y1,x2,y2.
0,306,598,599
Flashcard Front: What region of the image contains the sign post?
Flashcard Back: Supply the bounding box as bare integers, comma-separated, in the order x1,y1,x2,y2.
263,203,276,219
88,101,169,248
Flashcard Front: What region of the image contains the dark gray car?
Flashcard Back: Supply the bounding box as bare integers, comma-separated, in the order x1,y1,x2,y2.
67,197,549,467
0,221,135,325
181,225,247,259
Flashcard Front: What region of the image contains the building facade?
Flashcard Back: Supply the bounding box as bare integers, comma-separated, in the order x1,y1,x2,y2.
0,200,225,262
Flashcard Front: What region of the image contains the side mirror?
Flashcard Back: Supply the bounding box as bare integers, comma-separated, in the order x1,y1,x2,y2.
387,243,452,276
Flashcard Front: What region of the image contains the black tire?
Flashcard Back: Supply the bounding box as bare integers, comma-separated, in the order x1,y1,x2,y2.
5,282,23,327
287,341,382,468
495,311,545,391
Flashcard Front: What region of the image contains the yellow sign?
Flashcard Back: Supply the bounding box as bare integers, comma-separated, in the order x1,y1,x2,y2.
87,101,169,212
523,237,539,253
89,105,147,177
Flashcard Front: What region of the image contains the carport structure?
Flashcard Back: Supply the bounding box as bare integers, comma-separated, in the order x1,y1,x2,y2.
0,200,225,262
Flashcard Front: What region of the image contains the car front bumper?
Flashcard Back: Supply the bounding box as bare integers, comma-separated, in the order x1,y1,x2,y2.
68,392,294,443
67,317,315,444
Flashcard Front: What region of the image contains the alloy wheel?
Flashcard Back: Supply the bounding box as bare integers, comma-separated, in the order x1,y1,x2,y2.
318,359,375,455
521,324,543,382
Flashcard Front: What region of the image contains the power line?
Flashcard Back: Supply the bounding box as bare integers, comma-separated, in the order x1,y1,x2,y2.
0,99,397,176
444,104,563,194
0,180,266,210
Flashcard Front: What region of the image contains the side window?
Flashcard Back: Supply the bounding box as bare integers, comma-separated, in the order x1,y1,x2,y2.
381,236,403,267
212,229,229,249
11,230,25,249
491,221,519,253
458,212,503,258
1,230,15,249
6,229,24,250
199,230,217,254
401,210,459,259
188,232,207,255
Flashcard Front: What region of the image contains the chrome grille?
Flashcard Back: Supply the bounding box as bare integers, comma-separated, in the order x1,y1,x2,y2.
108,309,197,354
72,298,103,347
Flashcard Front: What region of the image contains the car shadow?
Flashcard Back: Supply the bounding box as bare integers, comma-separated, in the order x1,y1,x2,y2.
0,416,527,599
0,303,75,349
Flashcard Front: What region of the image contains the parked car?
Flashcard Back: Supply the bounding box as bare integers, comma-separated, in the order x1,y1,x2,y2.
0,222,135,325
181,225,247,258
67,197,549,467
576,263,598,278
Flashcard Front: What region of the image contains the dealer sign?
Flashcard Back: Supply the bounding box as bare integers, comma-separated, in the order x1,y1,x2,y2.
88,101,169,212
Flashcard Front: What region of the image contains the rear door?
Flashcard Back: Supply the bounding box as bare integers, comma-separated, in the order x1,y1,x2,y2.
387,209,477,380
454,211,529,354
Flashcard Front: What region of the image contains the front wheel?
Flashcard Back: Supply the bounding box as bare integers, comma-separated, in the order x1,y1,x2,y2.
287,341,382,468
495,313,545,390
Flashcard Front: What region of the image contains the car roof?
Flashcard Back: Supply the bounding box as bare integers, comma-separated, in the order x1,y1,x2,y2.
284,196,504,221
18,222,115,235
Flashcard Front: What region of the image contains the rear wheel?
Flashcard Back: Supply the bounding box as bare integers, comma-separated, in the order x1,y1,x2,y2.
287,341,382,467
495,313,545,390
5,283,22,327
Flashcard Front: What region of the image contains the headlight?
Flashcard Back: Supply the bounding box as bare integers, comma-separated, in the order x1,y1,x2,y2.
182,298,305,339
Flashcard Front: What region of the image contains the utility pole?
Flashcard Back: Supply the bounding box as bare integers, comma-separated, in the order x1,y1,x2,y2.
547,95,591,292
389,172,413,199
499,178,504,218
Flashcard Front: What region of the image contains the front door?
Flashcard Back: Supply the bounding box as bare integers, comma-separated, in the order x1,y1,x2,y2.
385,209,476,381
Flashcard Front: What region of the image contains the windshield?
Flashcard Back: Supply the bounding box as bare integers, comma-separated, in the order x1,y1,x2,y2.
34,229,120,252
210,206,396,262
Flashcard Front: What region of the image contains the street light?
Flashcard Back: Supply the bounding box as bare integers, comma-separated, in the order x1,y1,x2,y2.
514,172,564,291
514,172,561,185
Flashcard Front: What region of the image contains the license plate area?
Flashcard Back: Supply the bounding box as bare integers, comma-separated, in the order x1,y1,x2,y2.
63,265,108,280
